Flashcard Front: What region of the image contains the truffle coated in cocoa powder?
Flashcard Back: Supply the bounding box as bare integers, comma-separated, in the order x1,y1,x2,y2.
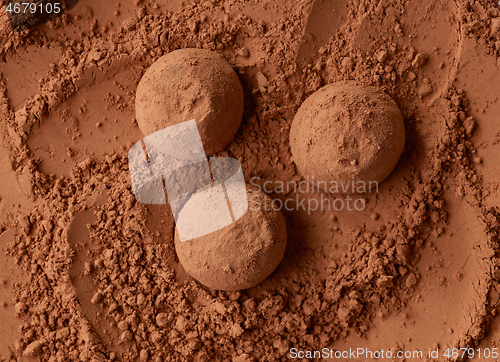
135,48,244,156
290,81,405,190
174,187,287,291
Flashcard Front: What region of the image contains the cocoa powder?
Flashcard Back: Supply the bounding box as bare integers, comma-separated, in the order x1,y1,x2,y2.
0,0,499,360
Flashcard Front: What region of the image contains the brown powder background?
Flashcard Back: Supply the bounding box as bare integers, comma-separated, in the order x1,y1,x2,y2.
0,0,500,361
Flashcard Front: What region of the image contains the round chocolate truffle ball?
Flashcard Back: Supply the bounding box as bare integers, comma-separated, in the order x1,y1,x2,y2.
290,81,405,190
174,186,287,291
135,48,244,156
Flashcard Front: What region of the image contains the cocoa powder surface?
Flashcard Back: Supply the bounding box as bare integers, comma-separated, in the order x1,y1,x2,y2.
0,0,499,361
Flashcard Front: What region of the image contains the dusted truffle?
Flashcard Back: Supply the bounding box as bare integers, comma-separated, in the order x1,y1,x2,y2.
174,186,287,291
290,81,405,191
135,48,244,156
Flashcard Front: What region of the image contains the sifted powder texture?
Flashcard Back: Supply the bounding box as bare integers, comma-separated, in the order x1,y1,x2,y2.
1,0,500,360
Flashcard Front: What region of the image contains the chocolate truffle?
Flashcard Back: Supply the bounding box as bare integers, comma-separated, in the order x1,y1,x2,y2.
174,187,287,291
290,81,405,190
135,48,244,156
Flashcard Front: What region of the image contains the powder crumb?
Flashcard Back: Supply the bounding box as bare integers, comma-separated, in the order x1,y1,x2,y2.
14,301,26,315
407,71,417,81
412,53,428,68
120,330,133,343
376,50,388,63
256,72,269,91
174,316,188,331
237,47,250,58
156,313,170,328
418,84,433,98
493,270,500,281
229,323,245,338
464,117,476,136
90,291,102,304
490,17,500,37
117,321,129,331
341,56,354,71
23,339,44,357
406,273,418,288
